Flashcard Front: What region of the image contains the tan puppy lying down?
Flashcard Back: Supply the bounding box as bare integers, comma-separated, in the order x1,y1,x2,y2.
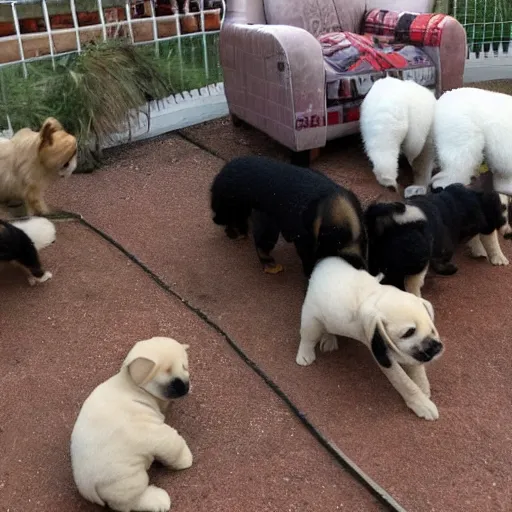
71,337,193,512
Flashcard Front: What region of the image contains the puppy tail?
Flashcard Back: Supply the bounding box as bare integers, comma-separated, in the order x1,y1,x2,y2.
11,217,56,251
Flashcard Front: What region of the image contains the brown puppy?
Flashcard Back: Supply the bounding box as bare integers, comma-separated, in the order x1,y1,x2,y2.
0,117,77,215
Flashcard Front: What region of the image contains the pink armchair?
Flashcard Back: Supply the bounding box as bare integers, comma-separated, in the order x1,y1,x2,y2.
219,0,467,165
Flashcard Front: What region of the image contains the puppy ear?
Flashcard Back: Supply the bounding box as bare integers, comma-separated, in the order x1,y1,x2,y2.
128,356,157,386
421,299,435,321
39,118,63,148
370,318,392,368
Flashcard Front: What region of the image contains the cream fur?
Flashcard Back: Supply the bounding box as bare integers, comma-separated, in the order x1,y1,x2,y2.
0,117,77,215
431,87,512,194
360,77,436,191
296,257,443,420
71,337,192,512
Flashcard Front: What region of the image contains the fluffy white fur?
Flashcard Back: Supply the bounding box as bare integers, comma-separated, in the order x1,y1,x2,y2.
11,217,56,251
296,257,444,420
431,88,512,195
360,76,436,191
71,337,193,512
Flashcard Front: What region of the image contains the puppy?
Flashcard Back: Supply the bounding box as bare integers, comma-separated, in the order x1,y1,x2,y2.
431,87,512,196
0,216,55,285
0,117,77,215
364,184,509,297
360,77,436,192
71,337,193,512
296,257,443,420
210,156,367,277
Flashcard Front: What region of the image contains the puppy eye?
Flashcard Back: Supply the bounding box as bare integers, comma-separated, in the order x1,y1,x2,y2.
63,161,70,169
402,327,416,338
501,204,507,212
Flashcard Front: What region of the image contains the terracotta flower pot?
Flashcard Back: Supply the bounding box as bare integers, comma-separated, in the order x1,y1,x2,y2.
203,9,221,31
180,13,199,34
0,22,15,37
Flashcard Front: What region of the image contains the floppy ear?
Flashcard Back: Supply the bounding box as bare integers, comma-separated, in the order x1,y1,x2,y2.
421,299,435,321
363,314,392,368
39,118,63,148
371,318,393,368
127,356,157,386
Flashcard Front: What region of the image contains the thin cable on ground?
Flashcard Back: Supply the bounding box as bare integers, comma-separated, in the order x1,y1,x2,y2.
51,210,408,512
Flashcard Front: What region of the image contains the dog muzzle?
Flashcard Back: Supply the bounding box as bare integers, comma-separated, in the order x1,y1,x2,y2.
412,338,444,363
166,378,190,398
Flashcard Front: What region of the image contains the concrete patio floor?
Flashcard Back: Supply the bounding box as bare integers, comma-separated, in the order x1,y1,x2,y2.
1,116,511,512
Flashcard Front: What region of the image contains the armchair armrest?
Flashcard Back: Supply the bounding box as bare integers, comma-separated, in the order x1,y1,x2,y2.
220,23,327,152
363,9,467,93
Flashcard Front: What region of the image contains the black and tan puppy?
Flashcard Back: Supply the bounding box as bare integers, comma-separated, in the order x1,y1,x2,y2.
210,156,367,277
365,183,508,297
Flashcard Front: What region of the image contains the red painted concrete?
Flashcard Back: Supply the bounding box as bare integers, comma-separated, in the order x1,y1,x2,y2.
0,222,380,512
42,124,512,512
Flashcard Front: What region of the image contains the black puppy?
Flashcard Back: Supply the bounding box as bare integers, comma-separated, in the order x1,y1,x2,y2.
210,156,367,277
365,183,508,297
0,218,54,285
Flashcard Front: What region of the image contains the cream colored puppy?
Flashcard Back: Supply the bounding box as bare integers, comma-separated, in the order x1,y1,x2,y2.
0,117,77,215
71,337,193,512
296,257,444,420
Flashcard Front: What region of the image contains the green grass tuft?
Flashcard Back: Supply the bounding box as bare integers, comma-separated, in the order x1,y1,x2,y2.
453,0,512,53
0,34,222,170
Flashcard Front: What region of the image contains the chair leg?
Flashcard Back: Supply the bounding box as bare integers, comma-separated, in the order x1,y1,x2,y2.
230,113,244,127
290,148,322,167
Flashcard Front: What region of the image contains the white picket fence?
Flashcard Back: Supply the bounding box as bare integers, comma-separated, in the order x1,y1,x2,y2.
0,0,228,140
453,0,512,82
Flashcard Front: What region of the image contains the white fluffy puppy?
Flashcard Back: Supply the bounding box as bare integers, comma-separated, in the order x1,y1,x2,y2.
71,337,193,512
360,76,436,192
296,257,444,421
431,87,512,263
431,87,512,195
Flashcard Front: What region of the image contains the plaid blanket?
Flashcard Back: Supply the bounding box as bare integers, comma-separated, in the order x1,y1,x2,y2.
319,32,435,101
364,9,448,46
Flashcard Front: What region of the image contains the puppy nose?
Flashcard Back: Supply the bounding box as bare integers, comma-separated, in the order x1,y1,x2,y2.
168,378,190,398
425,340,443,359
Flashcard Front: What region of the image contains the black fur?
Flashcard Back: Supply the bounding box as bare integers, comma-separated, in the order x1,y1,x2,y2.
0,220,45,278
365,184,507,290
371,328,392,368
210,156,367,276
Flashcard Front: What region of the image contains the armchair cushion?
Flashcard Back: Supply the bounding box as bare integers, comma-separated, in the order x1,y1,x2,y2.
320,32,435,101
363,8,449,47
318,31,435,126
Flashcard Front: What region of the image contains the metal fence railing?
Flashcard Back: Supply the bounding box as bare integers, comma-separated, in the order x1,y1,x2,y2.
453,0,512,56
0,0,225,85
0,0,227,139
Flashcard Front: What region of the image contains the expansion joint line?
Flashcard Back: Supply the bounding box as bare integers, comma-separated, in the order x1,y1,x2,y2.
42,208,407,512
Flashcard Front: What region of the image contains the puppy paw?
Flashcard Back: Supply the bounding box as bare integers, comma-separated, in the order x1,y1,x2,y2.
173,443,193,470
467,238,487,259
406,397,439,421
376,176,398,192
319,334,338,353
295,346,316,366
28,271,52,286
134,486,171,512
489,252,509,266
